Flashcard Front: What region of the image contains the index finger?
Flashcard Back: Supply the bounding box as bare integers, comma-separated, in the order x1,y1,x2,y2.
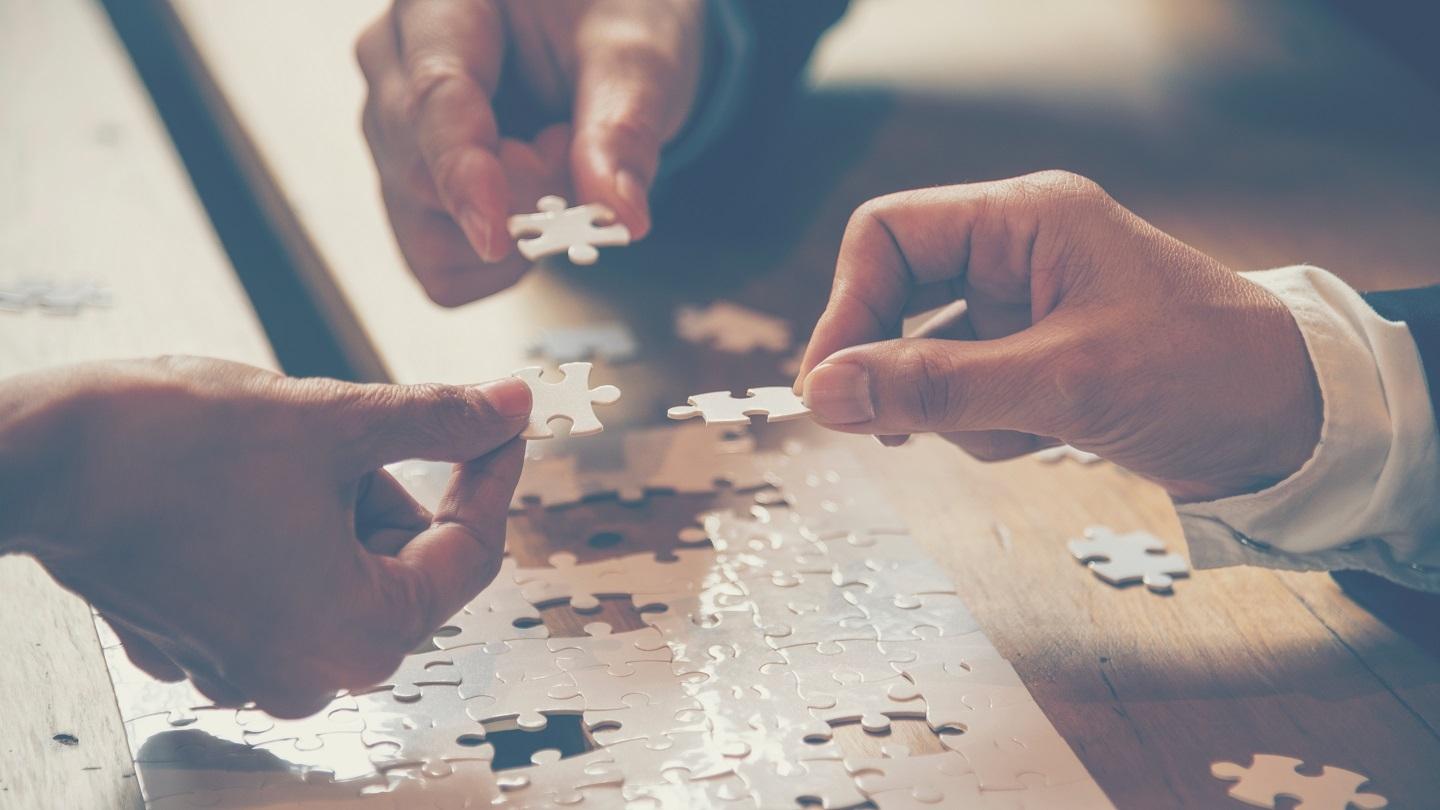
395,0,511,262
800,178,1059,383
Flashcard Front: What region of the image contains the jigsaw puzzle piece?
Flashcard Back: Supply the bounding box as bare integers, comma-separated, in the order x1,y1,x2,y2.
507,195,630,264
494,749,624,808
1211,754,1388,810
512,552,631,611
675,301,792,353
546,621,671,675
513,362,621,439
846,746,977,805
1068,526,1190,592
529,322,637,363
236,696,363,750
668,387,811,426
604,730,735,789
363,649,462,702
733,752,869,810
355,686,492,777
623,772,757,809
938,698,1094,791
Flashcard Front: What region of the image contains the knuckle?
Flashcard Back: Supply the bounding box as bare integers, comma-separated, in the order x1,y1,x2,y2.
406,54,470,109
1012,170,1111,215
896,345,956,427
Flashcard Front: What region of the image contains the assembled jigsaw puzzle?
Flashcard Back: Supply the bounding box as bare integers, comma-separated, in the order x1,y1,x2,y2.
100,424,1114,808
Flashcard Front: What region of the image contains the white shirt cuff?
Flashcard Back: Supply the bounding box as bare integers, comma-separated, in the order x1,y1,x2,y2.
1176,265,1440,592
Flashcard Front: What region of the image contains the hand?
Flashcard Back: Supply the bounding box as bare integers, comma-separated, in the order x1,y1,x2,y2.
0,357,531,717
357,0,706,306
797,171,1323,502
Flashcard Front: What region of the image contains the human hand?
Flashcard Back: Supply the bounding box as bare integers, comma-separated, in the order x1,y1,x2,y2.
797,171,1323,502
357,0,705,306
0,357,531,717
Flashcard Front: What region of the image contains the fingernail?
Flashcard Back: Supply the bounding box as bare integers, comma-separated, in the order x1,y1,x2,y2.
475,378,532,419
458,206,497,262
803,363,875,425
615,169,650,234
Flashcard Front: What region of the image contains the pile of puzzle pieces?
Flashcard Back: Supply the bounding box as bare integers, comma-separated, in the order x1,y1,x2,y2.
100,424,1112,809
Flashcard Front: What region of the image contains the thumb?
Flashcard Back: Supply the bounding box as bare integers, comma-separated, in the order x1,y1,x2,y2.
570,44,692,239
801,328,1078,438
329,377,532,472
384,438,525,636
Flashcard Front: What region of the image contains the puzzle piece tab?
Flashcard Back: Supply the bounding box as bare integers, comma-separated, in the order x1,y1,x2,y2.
507,195,630,264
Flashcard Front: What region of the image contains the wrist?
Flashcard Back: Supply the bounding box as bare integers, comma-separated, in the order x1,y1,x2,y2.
1164,279,1323,502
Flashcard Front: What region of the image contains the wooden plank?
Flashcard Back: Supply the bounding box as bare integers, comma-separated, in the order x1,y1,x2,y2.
159,0,1440,805
0,0,275,807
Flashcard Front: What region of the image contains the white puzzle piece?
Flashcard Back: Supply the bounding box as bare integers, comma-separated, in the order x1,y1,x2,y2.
675,301,792,353
1068,526,1190,592
668,387,811,427
513,362,622,439
507,195,630,265
529,322,638,364
1211,755,1387,810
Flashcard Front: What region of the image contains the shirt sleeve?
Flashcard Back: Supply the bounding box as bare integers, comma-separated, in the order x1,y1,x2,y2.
1175,265,1440,592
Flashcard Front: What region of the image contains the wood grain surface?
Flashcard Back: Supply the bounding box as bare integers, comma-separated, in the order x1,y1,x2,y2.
10,0,1440,807
0,1,275,807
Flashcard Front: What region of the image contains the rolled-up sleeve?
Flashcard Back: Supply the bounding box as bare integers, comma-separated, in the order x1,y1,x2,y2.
1177,266,1440,592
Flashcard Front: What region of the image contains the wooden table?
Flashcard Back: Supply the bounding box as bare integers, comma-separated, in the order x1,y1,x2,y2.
0,0,277,807
9,0,1440,806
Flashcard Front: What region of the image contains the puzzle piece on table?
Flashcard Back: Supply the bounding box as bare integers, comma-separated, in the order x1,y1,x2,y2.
546,621,671,676
506,195,630,265
1034,445,1103,465
557,660,705,714
513,362,621,439
1068,526,1190,592
624,771,756,809
675,301,792,353
529,322,638,364
797,670,927,736
236,696,363,750
835,555,960,606
364,649,462,702
584,690,710,748
668,387,811,427
355,687,492,777
512,552,629,611
494,749,624,808
847,592,982,643
461,669,585,732
846,745,977,805
431,600,548,654
0,280,111,314
734,753,869,810
748,572,877,653
936,698,1092,790
605,731,734,791
1211,755,1387,810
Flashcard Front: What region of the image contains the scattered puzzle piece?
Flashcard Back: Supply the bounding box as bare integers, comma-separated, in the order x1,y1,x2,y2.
668,387,811,426
1211,755,1387,810
507,195,630,264
676,301,792,353
1068,526,1190,592
513,362,621,439
529,322,638,364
